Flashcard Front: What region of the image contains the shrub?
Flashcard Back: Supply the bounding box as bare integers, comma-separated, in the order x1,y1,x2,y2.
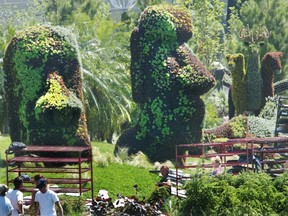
58,195,87,215
179,172,288,215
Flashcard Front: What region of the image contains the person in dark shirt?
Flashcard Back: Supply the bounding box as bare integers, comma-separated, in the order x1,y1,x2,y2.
149,165,172,206
156,165,172,187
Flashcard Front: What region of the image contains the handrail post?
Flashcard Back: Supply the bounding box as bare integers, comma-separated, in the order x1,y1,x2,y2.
175,145,179,197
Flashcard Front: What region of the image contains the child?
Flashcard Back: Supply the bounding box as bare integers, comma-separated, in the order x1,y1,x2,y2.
156,165,172,187
211,156,223,176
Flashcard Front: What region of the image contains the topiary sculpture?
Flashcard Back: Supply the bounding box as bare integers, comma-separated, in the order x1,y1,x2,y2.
260,52,283,101
3,26,90,147
115,5,215,162
240,26,269,115
226,53,247,115
228,26,271,118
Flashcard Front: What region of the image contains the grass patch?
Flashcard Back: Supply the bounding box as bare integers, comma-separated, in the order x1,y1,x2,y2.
0,135,159,202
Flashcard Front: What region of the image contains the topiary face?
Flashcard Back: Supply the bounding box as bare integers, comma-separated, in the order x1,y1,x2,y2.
3,26,90,146
226,53,245,73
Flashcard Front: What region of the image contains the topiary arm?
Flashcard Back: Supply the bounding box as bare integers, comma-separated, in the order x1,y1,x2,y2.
171,44,215,95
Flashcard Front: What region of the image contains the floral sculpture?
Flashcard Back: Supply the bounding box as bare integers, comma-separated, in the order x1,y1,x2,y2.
261,52,283,100
228,26,282,117
226,53,247,115
3,26,90,147
115,5,215,162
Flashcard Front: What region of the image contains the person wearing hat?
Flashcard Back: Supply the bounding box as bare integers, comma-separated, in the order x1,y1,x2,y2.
6,176,24,216
34,178,64,216
29,174,44,214
0,184,14,216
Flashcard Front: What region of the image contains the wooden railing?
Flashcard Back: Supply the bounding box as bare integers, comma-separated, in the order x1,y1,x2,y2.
175,136,288,197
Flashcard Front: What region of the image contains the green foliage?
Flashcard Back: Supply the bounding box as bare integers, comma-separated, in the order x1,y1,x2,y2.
36,73,79,111
41,1,134,142
227,0,288,82
204,99,222,129
204,115,247,141
3,25,90,147
184,0,226,66
44,0,111,25
0,135,159,204
226,53,248,115
247,115,275,138
259,96,278,120
230,115,247,137
0,0,133,142
74,12,133,142
179,172,288,215
136,0,167,11
116,4,215,162
148,185,171,205
203,89,229,129
59,195,87,215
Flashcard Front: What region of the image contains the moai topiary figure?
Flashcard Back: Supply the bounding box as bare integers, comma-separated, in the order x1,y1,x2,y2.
3,26,90,147
226,53,247,115
115,5,215,162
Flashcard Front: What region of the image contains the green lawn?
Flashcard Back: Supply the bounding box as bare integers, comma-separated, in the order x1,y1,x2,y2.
0,135,159,202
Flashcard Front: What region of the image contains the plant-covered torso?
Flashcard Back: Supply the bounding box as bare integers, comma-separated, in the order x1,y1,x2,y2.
226,53,247,115
115,5,215,162
3,26,90,147
244,46,263,113
261,52,283,99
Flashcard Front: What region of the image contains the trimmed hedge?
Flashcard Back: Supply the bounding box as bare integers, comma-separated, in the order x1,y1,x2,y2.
179,172,288,215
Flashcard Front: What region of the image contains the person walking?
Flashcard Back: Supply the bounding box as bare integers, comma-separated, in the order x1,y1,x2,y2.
29,174,44,214
0,184,14,216
6,177,24,216
34,178,64,216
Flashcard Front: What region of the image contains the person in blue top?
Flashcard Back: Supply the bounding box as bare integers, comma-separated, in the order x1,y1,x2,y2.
211,156,223,176
0,184,14,216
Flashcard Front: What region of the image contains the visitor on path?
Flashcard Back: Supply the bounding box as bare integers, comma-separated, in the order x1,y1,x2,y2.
0,184,14,216
29,174,44,214
29,175,44,208
6,177,24,216
211,156,223,176
34,178,64,216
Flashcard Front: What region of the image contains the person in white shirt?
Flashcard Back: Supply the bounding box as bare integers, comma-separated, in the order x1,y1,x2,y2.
34,178,64,216
6,177,24,216
0,184,14,216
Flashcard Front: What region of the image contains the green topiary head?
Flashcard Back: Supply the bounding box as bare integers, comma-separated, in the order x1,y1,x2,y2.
138,4,193,44
226,53,245,74
3,26,90,147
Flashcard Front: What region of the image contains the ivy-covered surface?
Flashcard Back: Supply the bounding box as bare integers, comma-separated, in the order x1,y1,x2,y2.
115,5,215,162
226,53,247,115
226,49,279,119
203,115,248,141
3,26,90,147
244,43,263,114
260,51,283,104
